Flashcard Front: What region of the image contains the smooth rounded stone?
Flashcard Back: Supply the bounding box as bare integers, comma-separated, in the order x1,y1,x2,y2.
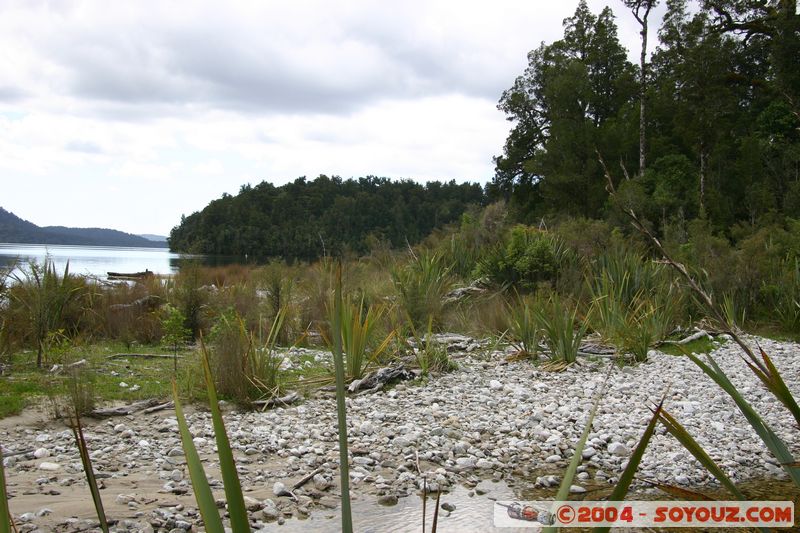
116,494,136,505
475,459,493,469
38,462,61,471
18,512,35,523
244,496,263,511
455,457,475,470
581,447,596,459
359,421,375,435
273,481,292,497
489,380,503,391
545,454,561,463
441,502,456,512
608,442,629,457
569,485,587,494
393,437,412,448
167,448,183,457
192,437,207,447
33,447,50,459
114,424,127,433
35,508,53,517
170,469,183,482
378,494,399,506
138,439,151,448
312,473,330,491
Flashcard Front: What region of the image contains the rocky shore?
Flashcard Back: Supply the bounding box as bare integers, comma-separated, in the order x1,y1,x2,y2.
2,334,798,532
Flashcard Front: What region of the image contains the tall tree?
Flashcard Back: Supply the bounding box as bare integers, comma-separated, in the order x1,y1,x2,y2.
623,0,660,176
493,1,636,219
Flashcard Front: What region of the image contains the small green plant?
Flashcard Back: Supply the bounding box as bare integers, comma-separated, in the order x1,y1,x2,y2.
392,251,454,330
8,258,82,367
326,295,394,380
408,317,457,375
69,413,109,532
161,304,190,374
208,309,286,404
535,293,586,366
503,295,541,359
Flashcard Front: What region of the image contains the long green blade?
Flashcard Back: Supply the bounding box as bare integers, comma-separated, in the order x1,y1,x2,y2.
71,416,109,533
0,447,11,533
200,343,252,533
758,347,800,428
332,265,353,533
687,351,800,486
544,369,608,533
172,381,224,533
596,399,664,533
658,409,745,499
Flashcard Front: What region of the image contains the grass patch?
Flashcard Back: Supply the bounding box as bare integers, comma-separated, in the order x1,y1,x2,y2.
0,341,199,419
0,376,49,418
658,336,717,356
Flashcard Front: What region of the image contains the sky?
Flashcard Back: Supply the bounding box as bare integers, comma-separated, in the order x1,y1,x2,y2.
0,0,667,236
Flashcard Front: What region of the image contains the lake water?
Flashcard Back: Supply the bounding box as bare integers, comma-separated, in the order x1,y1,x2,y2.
0,243,197,279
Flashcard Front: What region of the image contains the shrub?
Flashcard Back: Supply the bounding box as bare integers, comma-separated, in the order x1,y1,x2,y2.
208,309,285,404
7,258,85,367
474,225,568,291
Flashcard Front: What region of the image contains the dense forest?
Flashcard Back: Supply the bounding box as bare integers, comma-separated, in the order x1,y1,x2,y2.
168,176,484,259
490,0,799,237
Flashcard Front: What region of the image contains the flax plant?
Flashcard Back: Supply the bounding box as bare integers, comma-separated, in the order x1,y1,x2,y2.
503,295,541,359
535,294,587,366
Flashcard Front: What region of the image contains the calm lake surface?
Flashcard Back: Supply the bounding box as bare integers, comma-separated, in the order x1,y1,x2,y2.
0,243,203,278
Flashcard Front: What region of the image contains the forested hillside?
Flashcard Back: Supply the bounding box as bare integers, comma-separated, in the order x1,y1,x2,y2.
0,207,168,248
168,175,484,259
490,0,799,238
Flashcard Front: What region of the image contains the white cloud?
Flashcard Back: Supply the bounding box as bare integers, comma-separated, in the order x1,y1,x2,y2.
0,0,663,235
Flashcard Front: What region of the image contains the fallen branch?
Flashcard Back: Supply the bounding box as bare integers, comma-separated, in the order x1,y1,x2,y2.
143,401,174,414
89,398,162,418
253,391,301,409
292,467,324,490
108,353,184,360
1,448,34,459
660,330,711,346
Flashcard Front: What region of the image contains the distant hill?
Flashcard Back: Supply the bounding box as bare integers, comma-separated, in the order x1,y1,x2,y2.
0,207,168,248
169,175,485,259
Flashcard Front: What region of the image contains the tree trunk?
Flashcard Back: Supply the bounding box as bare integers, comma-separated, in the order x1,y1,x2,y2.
639,14,648,177
699,148,708,215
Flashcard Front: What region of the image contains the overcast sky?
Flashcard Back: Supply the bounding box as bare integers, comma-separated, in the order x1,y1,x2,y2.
0,0,665,236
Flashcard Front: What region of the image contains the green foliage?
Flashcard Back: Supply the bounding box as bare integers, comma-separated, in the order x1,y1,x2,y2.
169,175,484,260
408,317,458,375
7,258,84,367
588,249,682,361
208,309,285,404
0,443,10,533
475,226,568,291
327,295,394,380
329,266,354,533
503,295,541,358
535,293,587,364
160,304,190,373
392,251,454,330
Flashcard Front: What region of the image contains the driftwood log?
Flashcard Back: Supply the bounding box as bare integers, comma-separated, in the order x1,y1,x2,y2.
89,398,164,418
109,294,162,312
253,391,301,409
108,353,183,360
